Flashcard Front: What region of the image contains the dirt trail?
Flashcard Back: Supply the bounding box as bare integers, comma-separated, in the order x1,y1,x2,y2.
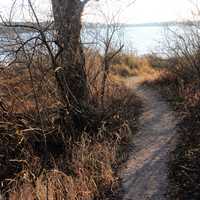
120,77,178,200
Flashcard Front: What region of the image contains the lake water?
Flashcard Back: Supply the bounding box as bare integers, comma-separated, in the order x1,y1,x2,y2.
123,26,167,55
0,25,173,61
83,25,170,56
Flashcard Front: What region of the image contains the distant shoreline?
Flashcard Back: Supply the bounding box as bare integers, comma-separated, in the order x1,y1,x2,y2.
85,20,195,28
0,20,196,33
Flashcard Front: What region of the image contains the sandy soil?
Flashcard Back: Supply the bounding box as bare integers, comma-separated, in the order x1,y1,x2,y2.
120,77,178,200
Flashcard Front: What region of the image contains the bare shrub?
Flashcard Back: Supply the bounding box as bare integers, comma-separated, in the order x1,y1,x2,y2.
164,20,200,83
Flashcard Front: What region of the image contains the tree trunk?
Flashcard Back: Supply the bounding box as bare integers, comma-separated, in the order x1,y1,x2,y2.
51,0,88,111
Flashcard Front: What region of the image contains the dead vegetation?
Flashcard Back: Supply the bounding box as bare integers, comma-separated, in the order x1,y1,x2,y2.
0,48,141,199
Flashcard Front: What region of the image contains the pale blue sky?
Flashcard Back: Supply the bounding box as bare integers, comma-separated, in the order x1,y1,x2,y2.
0,0,197,23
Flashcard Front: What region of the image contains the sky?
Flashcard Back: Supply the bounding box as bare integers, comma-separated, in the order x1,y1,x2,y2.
0,0,198,24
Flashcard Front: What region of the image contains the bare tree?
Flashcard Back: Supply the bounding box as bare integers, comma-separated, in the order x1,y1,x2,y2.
0,0,135,132
0,0,98,133
51,0,134,110
100,23,124,108
51,0,91,111
82,2,125,108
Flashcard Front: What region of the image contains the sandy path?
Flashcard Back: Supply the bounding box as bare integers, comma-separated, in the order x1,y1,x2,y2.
120,77,178,200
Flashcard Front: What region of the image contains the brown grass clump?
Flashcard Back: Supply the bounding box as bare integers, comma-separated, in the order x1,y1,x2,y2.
8,136,117,200
109,52,161,80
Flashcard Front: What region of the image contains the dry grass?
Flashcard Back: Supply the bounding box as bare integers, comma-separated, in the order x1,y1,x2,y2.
9,136,117,200
0,51,141,199
109,52,161,80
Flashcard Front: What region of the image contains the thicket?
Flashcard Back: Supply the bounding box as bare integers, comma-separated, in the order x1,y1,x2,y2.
0,48,141,199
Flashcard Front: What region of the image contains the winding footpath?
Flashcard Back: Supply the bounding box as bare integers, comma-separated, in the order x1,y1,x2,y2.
120,77,178,200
